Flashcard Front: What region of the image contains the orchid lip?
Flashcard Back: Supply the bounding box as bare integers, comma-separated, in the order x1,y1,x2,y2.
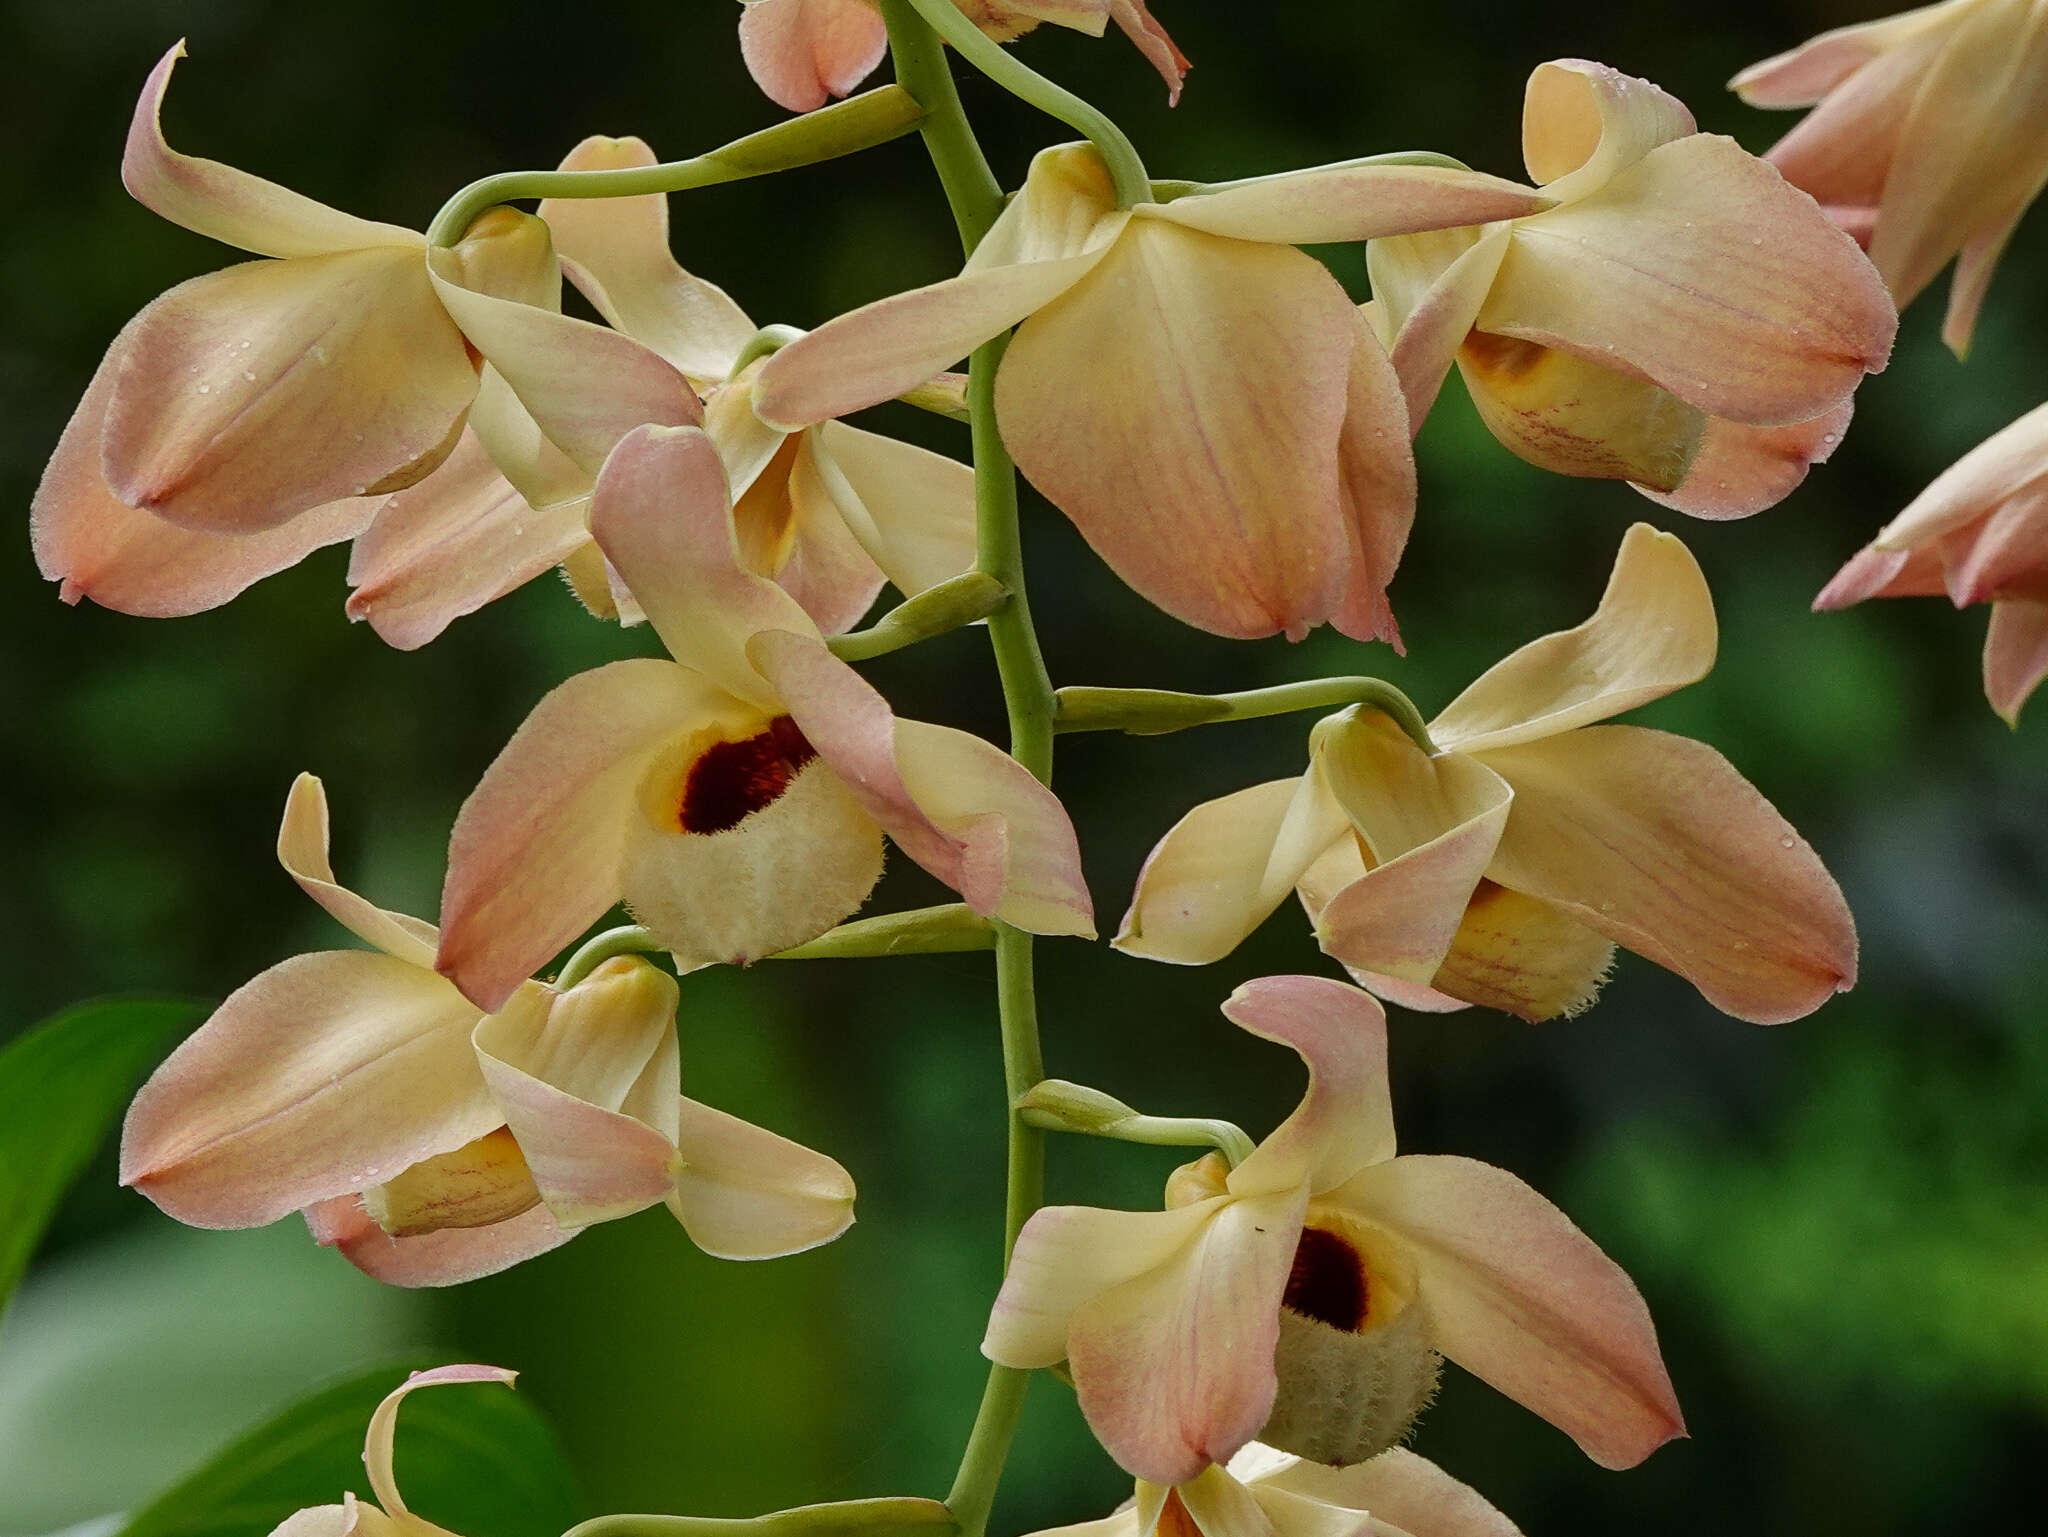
677,716,820,835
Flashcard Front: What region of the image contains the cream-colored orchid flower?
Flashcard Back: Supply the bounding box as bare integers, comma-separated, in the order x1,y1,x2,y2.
1734,0,2048,357
737,0,1186,113
261,1365,516,1537
1120,524,1857,1025
121,774,854,1287
1040,1442,1521,1537
1367,60,1896,519
757,144,1551,642
435,423,1092,1011
985,977,1682,1484
1817,398,2048,723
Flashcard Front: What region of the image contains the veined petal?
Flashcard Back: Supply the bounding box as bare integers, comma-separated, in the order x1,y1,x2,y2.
345,428,589,650
1118,774,1348,965
1335,1156,1683,1470
124,44,420,258
1876,400,2048,551
1642,399,1854,520
121,951,494,1227
1249,1446,1523,1537
999,219,1358,639
362,1365,518,1518
1985,599,2048,724
104,252,476,533
438,658,730,1011
802,422,980,598
1366,226,1507,433
1221,977,1395,1197
305,1195,570,1287
277,774,440,966
1521,60,1695,202
1475,725,1858,1023
1330,315,1417,646
1483,135,1896,426
1069,1188,1307,1484
1430,523,1715,753
541,135,757,382
667,1096,856,1258
1730,3,1959,107
1140,166,1551,246
1761,21,1949,210
738,0,890,113
31,342,374,615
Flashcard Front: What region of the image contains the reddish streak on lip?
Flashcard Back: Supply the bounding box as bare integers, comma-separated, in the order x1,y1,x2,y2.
679,716,818,835
1284,1225,1369,1332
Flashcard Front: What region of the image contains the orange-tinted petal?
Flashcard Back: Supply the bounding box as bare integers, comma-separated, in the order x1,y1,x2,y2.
738,0,890,113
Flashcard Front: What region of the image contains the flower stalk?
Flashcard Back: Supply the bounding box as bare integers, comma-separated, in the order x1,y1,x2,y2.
1056,678,1439,753
826,572,1010,662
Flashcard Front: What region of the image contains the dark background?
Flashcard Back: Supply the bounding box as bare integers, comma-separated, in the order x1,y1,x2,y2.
3,1,2045,1531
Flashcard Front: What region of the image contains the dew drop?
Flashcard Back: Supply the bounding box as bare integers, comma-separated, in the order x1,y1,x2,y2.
1821,432,1838,444
195,383,211,394
242,370,256,382
1779,836,1796,848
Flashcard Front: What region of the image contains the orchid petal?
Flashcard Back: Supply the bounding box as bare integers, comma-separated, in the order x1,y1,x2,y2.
438,658,733,1011
738,0,890,113
1251,1446,1522,1537
1876,400,2048,550
1730,5,1952,107
1985,600,2048,724
124,45,419,258
1142,167,1551,246
1221,976,1395,1196
104,252,475,533
1521,60,1695,201
1431,524,1715,753
1366,226,1508,433
267,1504,355,1537
473,1051,677,1227
1944,194,2030,357
1762,23,1947,211
362,1364,518,1517
1950,485,2048,604
541,135,757,382
999,218,1359,639
1118,774,1348,964
1642,399,1854,520
1813,540,1949,609
277,774,440,967
305,1195,570,1287
1335,1155,1683,1470
708,367,799,498
1475,725,1857,1024
667,1096,856,1258
759,435,889,634
1177,1464,1285,1537
802,421,980,598
1330,315,1417,646
1483,135,1896,426
121,951,496,1227
1108,0,1189,101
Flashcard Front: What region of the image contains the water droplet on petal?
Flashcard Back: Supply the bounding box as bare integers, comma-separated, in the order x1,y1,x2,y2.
196,383,210,394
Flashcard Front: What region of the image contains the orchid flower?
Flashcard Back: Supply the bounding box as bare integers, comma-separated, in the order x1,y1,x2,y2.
1734,0,2048,357
1817,398,2048,723
736,0,1187,113
121,774,854,1287
1366,60,1896,518
985,977,1682,1484
435,423,1092,1011
1119,524,1858,1024
1037,1443,1521,1537
262,1365,515,1537
756,144,1552,642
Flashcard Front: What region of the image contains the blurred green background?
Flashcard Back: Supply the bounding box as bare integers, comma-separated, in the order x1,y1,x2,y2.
3,0,2045,1530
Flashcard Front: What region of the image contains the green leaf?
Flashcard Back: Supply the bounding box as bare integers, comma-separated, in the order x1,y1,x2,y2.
119,1360,584,1537
0,995,200,1317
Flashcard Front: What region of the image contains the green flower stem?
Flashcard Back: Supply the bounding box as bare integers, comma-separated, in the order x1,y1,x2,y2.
1055,677,1440,753
899,0,1151,209
566,1497,957,1537
426,85,926,245
826,572,1009,662
770,905,995,959
1017,1079,1257,1167
883,5,1055,1535
554,925,666,990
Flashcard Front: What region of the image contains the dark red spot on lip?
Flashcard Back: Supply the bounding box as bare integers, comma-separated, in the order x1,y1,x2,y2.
1283,1226,1369,1332
679,717,818,835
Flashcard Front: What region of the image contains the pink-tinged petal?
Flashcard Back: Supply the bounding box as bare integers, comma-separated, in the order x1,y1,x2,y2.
1730,6,1951,108
1250,1446,1524,1537
1475,725,1858,1024
1366,226,1508,433
754,144,1128,429
1221,977,1394,1196
1876,400,2048,550
1118,774,1348,965
541,135,757,382
1643,399,1854,520
1335,1155,1684,1470
1985,600,2048,724
1521,60,1695,200
103,251,476,533
121,951,495,1227
474,1053,677,1227
427,252,702,478
667,1096,856,1258
761,438,888,635
801,422,980,598
1483,135,1896,426
305,1195,571,1287
346,428,589,650
1330,316,1417,647
1813,539,1949,609
364,1364,518,1517
1069,1188,1307,1484
1949,485,2048,605
438,658,729,1011
31,342,375,615
1108,0,1189,101
1761,24,1946,211
1000,219,1359,639
589,425,817,704
1431,523,1716,753
125,44,419,258
738,0,889,113
1943,195,2030,358
277,773,440,967
1142,167,1551,247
